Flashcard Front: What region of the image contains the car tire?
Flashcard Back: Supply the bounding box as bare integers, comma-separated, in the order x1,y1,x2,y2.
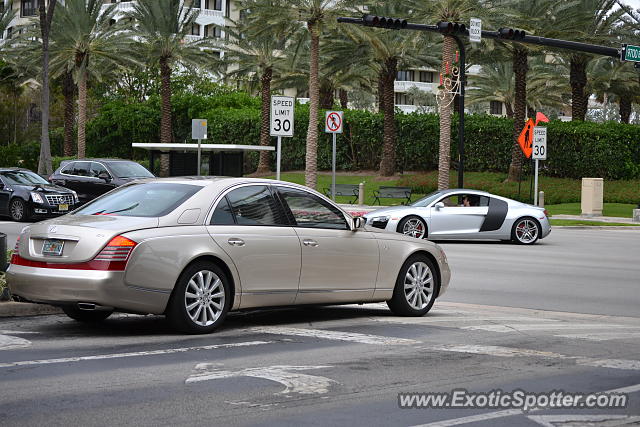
9,198,30,222
397,215,427,239
62,305,113,322
167,261,230,334
511,217,541,245
387,254,439,316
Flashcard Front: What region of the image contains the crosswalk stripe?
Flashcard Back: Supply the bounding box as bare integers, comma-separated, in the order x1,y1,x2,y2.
461,323,639,333
247,327,419,345
554,332,640,341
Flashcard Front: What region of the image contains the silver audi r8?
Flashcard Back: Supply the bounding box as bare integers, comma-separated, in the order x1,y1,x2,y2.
363,189,551,244
7,178,451,334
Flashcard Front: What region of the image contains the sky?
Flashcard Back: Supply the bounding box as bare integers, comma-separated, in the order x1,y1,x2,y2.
621,0,640,10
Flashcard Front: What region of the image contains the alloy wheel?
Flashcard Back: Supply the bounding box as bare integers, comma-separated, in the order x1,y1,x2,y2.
515,219,539,244
184,270,226,327
402,218,426,239
10,200,24,221
403,261,434,310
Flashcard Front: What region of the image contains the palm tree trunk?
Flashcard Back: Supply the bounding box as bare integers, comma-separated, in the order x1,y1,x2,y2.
505,102,514,119
570,55,588,121
339,89,348,109
377,75,384,113
37,1,57,175
305,21,320,190
63,71,75,156
507,47,528,182
77,69,87,158
319,81,334,109
159,56,172,177
620,96,632,124
379,57,397,177
256,67,272,174
438,35,455,190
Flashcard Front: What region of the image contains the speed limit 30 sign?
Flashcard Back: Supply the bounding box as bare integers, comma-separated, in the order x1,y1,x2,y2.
532,126,547,160
270,96,294,137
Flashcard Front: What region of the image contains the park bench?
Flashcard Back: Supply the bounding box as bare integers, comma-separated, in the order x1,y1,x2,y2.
373,186,413,205
323,184,359,204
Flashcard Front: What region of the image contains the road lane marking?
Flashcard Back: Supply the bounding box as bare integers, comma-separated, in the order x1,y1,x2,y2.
378,316,558,324
0,335,31,351
461,323,639,333
411,383,640,427
247,326,419,345
186,364,335,395
528,415,640,426
555,331,640,341
0,340,273,368
428,344,640,371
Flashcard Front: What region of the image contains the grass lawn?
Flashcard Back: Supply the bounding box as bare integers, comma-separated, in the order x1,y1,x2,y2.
546,203,636,218
550,219,640,226
267,172,426,206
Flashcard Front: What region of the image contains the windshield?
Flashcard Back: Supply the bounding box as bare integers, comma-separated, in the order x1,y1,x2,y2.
1,171,50,186
74,183,202,217
107,162,154,178
410,191,444,207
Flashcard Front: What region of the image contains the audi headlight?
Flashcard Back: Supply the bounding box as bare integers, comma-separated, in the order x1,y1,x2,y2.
30,192,44,204
371,215,390,223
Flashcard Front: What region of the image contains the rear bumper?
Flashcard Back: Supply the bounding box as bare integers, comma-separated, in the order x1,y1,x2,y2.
6,264,170,315
540,217,552,239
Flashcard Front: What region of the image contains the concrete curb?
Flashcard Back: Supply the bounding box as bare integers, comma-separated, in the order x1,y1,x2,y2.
552,226,640,230
0,302,62,318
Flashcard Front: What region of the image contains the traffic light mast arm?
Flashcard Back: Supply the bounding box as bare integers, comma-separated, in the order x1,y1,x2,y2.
337,16,621,59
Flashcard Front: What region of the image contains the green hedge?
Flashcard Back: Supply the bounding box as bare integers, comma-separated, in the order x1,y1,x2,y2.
39,94,640,180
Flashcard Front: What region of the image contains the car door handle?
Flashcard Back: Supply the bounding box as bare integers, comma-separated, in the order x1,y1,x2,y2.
303,239,319,247
227,238,245,247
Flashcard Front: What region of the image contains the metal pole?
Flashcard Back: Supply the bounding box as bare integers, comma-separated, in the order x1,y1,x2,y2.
534,159,539,206
197,139,201,176
331,133,337,200
453,35,465,189
276,136,282,180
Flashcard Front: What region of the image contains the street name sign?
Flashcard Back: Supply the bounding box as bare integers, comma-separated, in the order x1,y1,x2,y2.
623,44,640,62
532,126,547,160
469,18,482,43
192,119,207,140
270,96,294,137
325,111,344,134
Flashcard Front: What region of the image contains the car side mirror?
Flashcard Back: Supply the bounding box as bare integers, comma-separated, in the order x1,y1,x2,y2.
434,202,445,210
352,216,365,231
98,172,112,182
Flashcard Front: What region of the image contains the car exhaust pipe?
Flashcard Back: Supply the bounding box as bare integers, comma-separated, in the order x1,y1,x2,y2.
77,302,112,311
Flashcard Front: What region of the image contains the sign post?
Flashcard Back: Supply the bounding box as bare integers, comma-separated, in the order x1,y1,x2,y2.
192,119,208,175
325,111,344,200
270,96,295,180
469,18,482,43
532,126,547,206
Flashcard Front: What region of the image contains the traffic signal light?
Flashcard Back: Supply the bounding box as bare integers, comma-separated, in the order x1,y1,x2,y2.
436,21,466,35
362,14,407,30
498,27,526,40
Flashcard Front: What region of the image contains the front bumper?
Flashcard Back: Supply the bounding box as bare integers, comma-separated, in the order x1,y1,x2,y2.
6,264,170,314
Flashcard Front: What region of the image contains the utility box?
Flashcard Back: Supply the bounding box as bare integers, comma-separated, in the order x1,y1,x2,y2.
581,178,603,217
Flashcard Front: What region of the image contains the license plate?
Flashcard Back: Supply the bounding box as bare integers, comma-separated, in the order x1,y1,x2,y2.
58,204,69,212
43,239,64,256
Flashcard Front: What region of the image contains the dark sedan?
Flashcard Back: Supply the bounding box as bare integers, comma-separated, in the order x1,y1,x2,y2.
49,159,154,204
0,168,79,222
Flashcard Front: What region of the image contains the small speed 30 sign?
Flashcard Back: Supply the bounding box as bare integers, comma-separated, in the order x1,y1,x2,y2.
532,126,547,160
270,96,294,137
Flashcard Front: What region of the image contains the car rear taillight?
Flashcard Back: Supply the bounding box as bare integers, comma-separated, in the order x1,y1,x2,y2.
544,209,549,217
10,235,137,271
94,236,137,262
10,237,20,264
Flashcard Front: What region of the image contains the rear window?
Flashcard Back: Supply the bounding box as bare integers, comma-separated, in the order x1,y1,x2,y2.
107,161,154,178
74,183,202,217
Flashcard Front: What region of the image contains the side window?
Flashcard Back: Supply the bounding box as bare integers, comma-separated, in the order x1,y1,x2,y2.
90,162,108,178
277,186,348,230
440,194,488,207
210,196,235,225
61,162,75,175
225,185,287,226
72,162,90,177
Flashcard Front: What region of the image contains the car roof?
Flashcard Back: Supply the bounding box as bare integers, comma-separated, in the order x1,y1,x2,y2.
0,168,35,173
435,188,492,196
61,158,139,163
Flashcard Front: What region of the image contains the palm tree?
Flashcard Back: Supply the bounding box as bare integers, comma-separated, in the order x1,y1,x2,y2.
561,0,623,121
242,0,349,189
219,18,286,174
38,0,58,175
50,0,132,158
411,0,489,189
0,2,15,48
126,0,209,177
496,0,580,181
340,3,438,176
590,58,639,123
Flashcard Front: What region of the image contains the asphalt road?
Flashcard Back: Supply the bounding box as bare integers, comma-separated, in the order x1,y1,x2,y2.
0,224,639,426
